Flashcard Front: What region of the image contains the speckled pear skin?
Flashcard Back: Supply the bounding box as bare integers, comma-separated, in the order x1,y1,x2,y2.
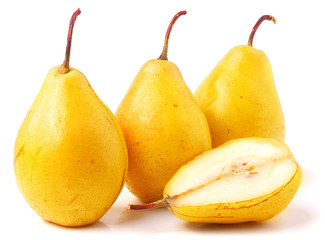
116,59,212,203
195,45,285,148
14,66,128,227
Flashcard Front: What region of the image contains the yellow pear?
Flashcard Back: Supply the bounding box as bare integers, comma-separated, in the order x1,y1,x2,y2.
116,11,212,203
13,9,128,227
194,15,285,148
129,137,302,224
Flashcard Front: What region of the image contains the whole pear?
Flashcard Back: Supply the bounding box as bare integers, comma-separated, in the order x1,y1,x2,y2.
194,15,285,148
14,9,128,227
116,11,212,203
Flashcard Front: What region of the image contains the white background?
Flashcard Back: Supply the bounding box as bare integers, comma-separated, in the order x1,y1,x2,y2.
0,0,323,239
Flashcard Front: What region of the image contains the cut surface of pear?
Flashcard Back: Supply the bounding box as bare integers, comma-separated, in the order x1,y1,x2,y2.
130,138,302,224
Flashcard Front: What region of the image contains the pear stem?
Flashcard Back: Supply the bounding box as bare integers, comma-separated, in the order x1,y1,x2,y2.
248,15,276,47
128,199,169,210
158,10,187,61
59,8,81,74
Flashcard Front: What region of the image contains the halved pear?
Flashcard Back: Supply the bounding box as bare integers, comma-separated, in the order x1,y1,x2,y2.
129,138,302,224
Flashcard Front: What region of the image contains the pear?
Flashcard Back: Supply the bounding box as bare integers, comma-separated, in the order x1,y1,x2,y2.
129,138,302,224
13,9,128,227
194,15,285,148
116,11,212,203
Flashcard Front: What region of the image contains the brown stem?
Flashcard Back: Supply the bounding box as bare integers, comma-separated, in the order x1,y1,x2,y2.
158,10,187,61
248,15,276,47
59,8,81,74
128,199,169,210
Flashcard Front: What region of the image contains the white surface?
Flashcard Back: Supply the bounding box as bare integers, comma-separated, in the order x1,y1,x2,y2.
0,0,323,239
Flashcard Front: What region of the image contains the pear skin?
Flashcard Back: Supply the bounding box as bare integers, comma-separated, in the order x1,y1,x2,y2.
194,15,285,148
116,11,211,203
14,9,128,227
116,59,211,202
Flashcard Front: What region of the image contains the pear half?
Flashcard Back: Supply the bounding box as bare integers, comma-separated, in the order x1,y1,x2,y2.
129,138,302,224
